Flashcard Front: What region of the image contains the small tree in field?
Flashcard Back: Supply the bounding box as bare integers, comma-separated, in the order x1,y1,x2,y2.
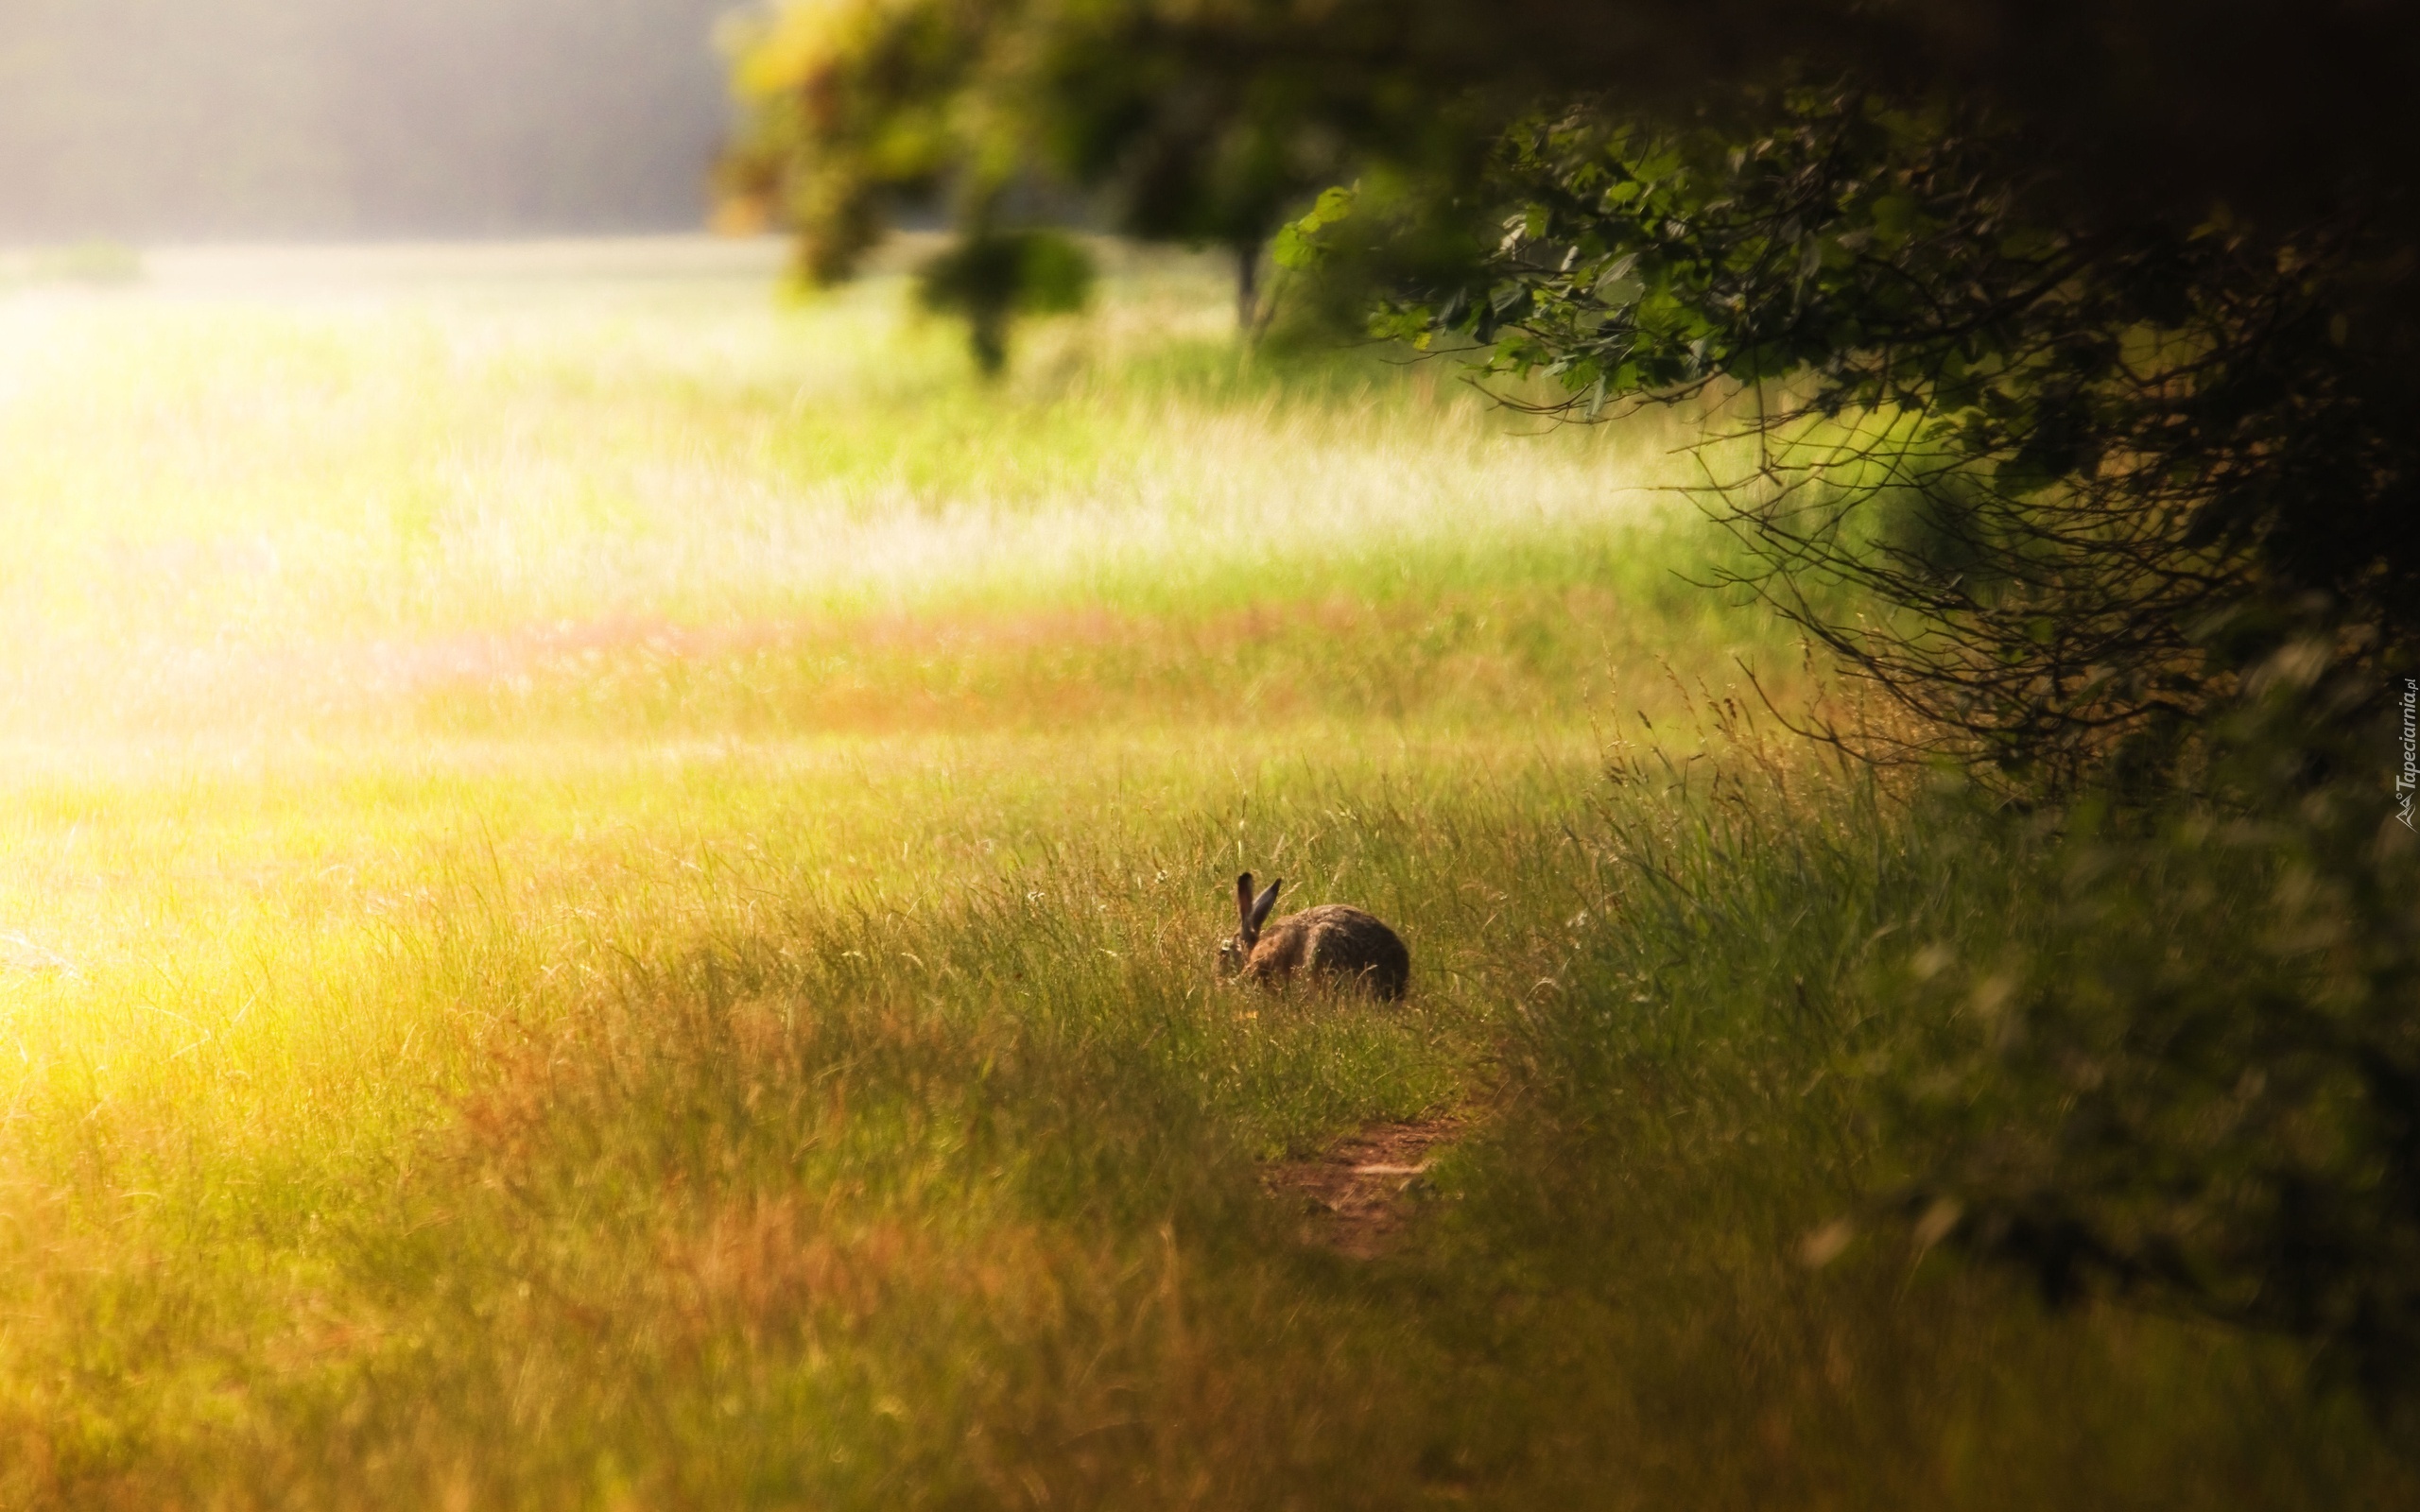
914,227,1094,376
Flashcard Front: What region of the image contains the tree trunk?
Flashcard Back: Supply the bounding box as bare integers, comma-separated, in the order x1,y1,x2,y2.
1235,239,1260,335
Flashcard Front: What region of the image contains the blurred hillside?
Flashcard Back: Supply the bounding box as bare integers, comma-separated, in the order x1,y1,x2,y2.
0,0,735,241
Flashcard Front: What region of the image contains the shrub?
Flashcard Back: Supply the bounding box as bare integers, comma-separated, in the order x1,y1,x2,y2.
915,229,1096,375
1889,644,2420,1410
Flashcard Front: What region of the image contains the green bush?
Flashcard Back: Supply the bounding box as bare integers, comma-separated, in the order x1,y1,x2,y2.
915,228,1096,375
1889,644,2420,1411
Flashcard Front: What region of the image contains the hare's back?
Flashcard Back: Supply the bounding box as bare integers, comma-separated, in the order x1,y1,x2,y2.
1282,904,1409,998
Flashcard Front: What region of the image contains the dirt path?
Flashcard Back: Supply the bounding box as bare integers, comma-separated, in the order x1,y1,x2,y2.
1261,1115,1464,1260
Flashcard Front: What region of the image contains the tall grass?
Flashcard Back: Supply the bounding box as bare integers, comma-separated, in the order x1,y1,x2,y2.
0,240,2404,1506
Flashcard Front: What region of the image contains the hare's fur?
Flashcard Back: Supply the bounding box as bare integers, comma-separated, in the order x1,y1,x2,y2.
1219,873,1409,1000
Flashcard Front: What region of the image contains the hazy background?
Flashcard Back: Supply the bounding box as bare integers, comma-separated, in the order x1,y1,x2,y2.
0,0,737,241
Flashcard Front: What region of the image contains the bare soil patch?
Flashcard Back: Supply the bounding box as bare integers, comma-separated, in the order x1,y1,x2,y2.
1262,1115,1464,1260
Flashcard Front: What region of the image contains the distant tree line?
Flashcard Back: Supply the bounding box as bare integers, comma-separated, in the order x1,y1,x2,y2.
0,0,735,241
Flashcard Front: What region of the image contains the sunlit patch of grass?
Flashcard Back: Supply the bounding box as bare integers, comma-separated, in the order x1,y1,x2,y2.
403,574,1748,738
0,237,1704,740
0,728,1575,1503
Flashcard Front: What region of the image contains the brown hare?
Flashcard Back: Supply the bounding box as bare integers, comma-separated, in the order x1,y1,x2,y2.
1218,872,1409,1000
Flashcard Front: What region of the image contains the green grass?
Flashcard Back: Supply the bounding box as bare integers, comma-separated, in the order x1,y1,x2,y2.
0,239,2405,1507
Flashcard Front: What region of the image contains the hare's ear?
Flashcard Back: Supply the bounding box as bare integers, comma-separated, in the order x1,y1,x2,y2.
1249,877,1283,932
1236,873,1256,934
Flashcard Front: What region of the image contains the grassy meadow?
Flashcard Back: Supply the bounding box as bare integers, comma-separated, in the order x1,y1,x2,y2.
0,238,2406,1507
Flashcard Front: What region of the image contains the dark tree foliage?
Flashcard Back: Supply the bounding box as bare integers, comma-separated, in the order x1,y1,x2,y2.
1342,94,2419,785
1889,660,2420,1408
